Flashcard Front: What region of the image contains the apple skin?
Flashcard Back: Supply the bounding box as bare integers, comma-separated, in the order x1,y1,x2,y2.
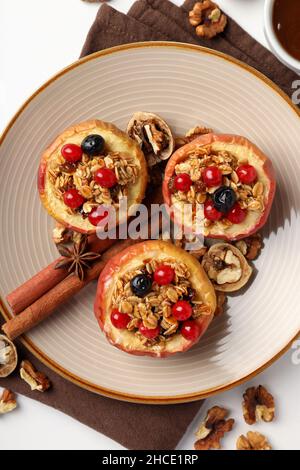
94,240,216,358
38,119,148,235
162,134,276,241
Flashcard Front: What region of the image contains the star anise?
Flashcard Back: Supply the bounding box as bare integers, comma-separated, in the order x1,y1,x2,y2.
55,235,101,281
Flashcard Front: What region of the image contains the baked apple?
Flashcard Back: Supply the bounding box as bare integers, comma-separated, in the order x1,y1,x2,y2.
38,120,148,234
163,134,276,241
94,240,216,357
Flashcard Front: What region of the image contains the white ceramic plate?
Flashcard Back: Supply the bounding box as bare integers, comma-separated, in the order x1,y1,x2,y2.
0,43,299,404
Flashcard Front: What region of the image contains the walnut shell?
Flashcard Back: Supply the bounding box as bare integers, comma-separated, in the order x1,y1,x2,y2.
202,243,253,292
127,112,175,166
0,335,18,378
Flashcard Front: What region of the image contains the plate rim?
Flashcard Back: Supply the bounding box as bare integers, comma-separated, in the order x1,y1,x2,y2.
1,41,299,405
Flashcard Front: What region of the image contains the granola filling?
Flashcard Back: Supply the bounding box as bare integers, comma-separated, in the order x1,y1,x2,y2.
170,145,265,231
48,151,139,217
111,257,212,346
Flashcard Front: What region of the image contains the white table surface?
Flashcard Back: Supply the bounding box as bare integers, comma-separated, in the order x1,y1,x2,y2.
0,0,299,451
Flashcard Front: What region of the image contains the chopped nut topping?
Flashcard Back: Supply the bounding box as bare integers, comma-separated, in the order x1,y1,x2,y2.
174,234,208,260
235,233,263,260
194,406,234,450
234,240,247,256
175,126,213,149
52,223,70,245
189,1,227,39
174,136,189,150
53,227,87,249
0,335,18,378
127,112,174,167
243,385,275,425
191,245,208,260
236,431,272,450
186,125,213,142
0,389,17,414
20,360,51,392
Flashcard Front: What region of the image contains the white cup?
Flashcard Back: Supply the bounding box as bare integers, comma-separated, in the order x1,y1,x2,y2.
264,0,300,72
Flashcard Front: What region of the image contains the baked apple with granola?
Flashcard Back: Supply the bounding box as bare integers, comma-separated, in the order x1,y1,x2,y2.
38,120,148,234
163,134,276,241
94,240,216,357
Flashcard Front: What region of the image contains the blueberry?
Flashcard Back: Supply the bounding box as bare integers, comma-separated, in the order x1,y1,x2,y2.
130,274,152,297
213,186,236,213
81,134,105,156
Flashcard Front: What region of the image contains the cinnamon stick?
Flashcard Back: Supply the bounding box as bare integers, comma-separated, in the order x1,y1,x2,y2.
6,189,164,315
6,238,115,315
3,189,167,339
2,238,135,340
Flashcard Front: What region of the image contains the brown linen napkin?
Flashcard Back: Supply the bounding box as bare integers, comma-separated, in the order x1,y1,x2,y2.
2,0,299,451
127,0,298,98
82,0,298,98
1,326,200,450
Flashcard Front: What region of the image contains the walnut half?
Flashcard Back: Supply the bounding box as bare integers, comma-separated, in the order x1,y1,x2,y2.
194,406,234,450
0,335,18,378
237,431,272,450
189,1,227,39
175,125,213,149
243,385,275,425
52,223,69,245
20,360,51,392
202,243,252,292
235,233,263,260
0,389,17,414
127,112,175,167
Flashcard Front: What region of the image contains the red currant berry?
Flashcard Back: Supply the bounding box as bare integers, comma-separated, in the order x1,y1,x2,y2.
63,189,85,209
227,203,247,224
88,206,109,226
139,323,160,339
110,309,131,329
94,168,117,188
236,164,257,184
153,265,175,286
172,300,193,321
202,166,222,187
61,144,83,163
181,320,201,341
174,173,192,192
204,199,222,221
